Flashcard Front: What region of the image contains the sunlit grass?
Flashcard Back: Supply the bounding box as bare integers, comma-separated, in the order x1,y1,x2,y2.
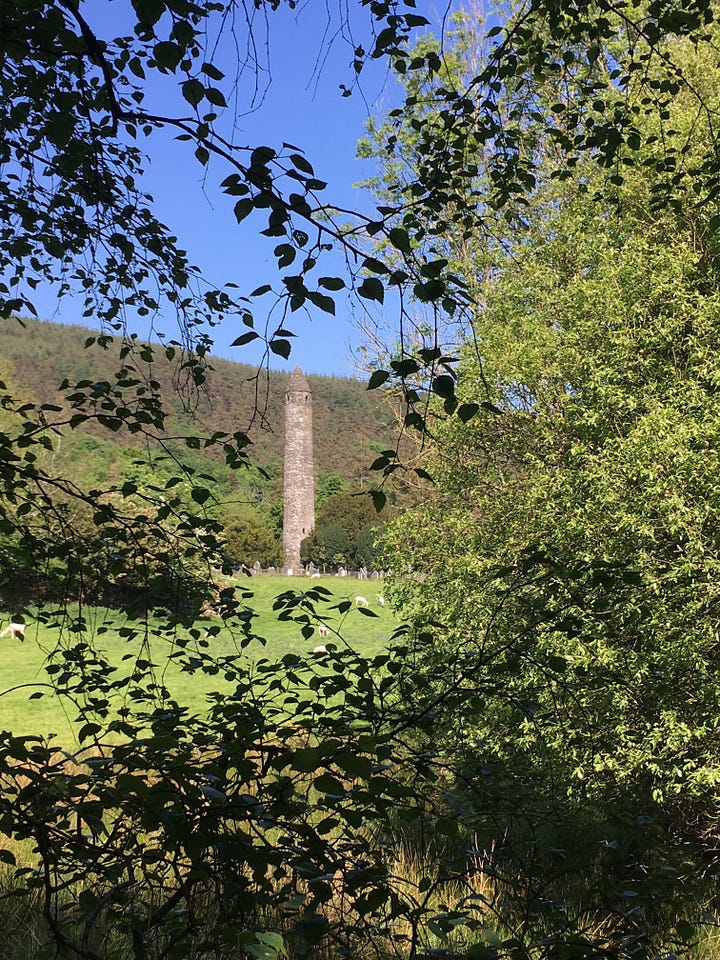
0,575,396,739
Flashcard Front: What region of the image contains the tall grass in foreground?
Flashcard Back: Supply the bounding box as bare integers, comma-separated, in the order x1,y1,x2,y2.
0,822,505,960
3,814,720,960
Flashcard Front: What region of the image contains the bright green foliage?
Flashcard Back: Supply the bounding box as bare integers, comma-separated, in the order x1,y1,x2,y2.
360,3,720,441
387,208,720,804
223,513,282,568
374,18,720,953
316,473,346,509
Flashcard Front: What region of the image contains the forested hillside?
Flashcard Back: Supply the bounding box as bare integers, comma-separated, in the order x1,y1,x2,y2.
0,316,395,487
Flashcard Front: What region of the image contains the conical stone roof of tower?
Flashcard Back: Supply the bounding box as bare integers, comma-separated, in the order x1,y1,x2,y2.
287,365,311,394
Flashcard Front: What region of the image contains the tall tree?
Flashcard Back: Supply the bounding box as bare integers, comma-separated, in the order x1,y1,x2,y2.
376,17,720,953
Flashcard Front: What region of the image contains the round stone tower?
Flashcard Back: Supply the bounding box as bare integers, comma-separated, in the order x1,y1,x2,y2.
283,366,315,573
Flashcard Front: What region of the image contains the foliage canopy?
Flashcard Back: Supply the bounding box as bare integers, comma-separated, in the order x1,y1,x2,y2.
374,10,720,953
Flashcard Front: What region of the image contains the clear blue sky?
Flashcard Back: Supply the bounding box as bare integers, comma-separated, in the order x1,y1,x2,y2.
35,2,454,378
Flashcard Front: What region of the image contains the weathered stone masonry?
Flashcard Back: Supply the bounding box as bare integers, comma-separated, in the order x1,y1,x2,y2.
283,366,315,573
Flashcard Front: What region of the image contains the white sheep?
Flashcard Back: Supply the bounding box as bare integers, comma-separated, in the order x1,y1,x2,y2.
317,623,330,638
355,596,369,607
1,622,26,640
310,572,321,579
377,596,385,607
312,645,327,654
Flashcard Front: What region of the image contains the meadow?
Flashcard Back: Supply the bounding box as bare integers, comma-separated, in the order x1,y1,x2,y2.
0,575,397,740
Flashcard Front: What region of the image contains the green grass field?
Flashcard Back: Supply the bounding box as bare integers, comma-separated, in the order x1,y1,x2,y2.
0,575,398,739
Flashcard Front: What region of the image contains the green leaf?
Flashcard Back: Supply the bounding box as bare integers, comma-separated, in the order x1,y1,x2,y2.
251,146,276,166
191,487,211,505
78,723,101,742
256,932,285,954
290,153,314,175
182,79,205,106
335,752,373,778
368,370,390,390
388,227,412,254
270,339,291,359
358,277,385,303
362,257,390,274
153,41,182,71
414,467,435,483
201,62,224,80
307,291,336,315
414,279,446,302
129,56,145,79
247,943,278,960
457,402,480,422
319,276,345,291
292,748,322,773
354,888,389,915
314,773,345,796
231,331,260,347
234,199,254,223
274,243,296,268
391,357,420,377
432,375,455,398
205,86,227,108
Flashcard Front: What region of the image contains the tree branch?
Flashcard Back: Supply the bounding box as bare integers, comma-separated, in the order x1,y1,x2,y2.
56,0,121,134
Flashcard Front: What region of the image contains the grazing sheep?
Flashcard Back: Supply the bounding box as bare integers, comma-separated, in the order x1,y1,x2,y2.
317,623,330,638
377,596,385,607
0,622,25,640
355,596,369,607
310,572,321,579
312,645,327,654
